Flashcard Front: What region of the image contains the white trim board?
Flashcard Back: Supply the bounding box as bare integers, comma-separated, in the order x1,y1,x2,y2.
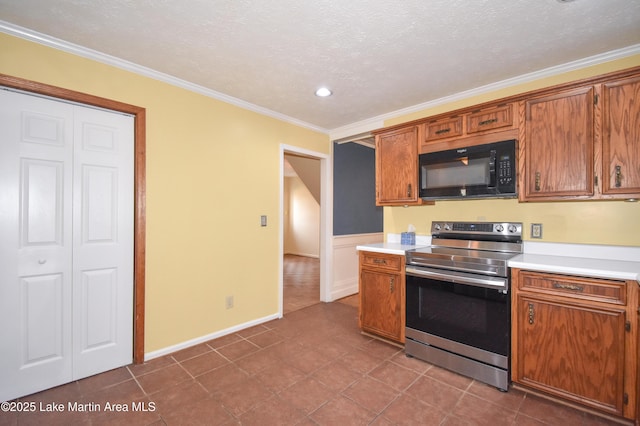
330,44,640,140
144,313,280,361
0,21,327,134
3,21,639,145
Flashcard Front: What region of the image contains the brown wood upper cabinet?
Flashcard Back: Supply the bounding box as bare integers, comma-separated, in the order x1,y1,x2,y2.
520,73,640,201
601,75,640,197
421,103,517,153
424,116,463,142
374,125,422,206
371,66,640,204
521,86,595,200
466,103,514,134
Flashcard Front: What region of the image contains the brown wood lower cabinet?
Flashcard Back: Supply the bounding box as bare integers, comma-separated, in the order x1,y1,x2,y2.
358,251,405,344
511,269,639,421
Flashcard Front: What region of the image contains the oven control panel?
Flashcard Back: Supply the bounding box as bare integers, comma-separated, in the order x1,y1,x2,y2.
431,221,522,237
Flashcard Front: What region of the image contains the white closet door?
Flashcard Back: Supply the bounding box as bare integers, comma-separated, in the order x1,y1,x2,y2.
72,104,133,378
0,91,75,401
0,89,133,402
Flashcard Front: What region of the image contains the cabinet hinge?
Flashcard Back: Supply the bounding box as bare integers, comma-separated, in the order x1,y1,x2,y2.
624,393,629,405
625,321,631,332
594,94,599,105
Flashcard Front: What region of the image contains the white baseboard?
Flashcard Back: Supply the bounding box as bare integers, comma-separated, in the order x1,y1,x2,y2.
331,277,358,300
145,232,383,361
144,312,280,361
284,252,319,258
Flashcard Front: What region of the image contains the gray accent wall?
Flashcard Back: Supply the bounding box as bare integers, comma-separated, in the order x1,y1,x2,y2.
333,142,383,235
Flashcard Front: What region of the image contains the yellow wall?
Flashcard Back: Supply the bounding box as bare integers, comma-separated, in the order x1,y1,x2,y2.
383,55,640,247
0,33,330,352
2,31,639,356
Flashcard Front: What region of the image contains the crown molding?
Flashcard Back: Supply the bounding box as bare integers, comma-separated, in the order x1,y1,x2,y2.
329,43,640,140
329,117,385,141
3,21,639,141
0,21,329,134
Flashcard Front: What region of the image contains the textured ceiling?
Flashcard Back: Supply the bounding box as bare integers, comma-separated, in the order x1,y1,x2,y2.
1,0,640,133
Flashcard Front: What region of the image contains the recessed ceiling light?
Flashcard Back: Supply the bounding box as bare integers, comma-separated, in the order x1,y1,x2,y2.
315,87,332,97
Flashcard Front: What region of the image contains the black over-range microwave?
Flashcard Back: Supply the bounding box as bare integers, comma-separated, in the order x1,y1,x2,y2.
419,139,517,200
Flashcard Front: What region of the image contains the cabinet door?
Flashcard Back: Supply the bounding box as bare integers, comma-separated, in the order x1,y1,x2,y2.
515,296,626,416
523,87,595,200
360,269,403,342
601,76,640,197
375,126,420,205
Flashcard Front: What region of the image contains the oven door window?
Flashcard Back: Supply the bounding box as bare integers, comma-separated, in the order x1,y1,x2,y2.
406,275,509,356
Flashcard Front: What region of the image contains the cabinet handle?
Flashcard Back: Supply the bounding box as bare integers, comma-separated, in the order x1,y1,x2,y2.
553,282,584,292
478,118,498,126
528,303,534,325
407,183,412,197
390,277,395,293
373,259,387,265
615,165,622,188
535,172,541,191
435,128,451,135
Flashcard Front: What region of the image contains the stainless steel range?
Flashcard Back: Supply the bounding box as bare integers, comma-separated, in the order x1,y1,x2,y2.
405,221,523,391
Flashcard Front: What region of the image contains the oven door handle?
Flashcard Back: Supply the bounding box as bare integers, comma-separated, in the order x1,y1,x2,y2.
406,266,508,291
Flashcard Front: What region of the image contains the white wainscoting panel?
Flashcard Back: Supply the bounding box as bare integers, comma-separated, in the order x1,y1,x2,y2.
331,233,384,301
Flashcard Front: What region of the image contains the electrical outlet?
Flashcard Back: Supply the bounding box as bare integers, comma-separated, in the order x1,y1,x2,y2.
225,295,234,309
531,223,543,239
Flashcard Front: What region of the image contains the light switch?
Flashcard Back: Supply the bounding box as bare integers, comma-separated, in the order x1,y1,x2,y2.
261,215,267,227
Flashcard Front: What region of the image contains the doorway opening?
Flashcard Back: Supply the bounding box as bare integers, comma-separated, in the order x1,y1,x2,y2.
280,145,330,317
283,254,320,314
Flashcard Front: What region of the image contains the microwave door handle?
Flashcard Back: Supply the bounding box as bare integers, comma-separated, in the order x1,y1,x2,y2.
488,150,497,188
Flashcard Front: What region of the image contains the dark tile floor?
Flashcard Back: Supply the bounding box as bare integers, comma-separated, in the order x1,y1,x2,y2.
0,255,630,425
0,301,628,425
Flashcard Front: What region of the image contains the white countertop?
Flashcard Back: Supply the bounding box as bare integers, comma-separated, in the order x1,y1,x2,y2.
356,234,431,255
508,253,640,283
355,242,429,255
357,237,640,284
509,241,640,284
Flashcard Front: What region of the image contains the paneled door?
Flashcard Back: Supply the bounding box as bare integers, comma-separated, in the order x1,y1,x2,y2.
0,89,134,401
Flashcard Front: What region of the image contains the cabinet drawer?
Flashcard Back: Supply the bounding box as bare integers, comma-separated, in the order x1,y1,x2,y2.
466,104,513,134
519,271,626,305
424,116,463,142
360,252,403,272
